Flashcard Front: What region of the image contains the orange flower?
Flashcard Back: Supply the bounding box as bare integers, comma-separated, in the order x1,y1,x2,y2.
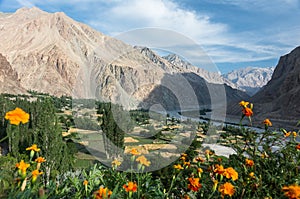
35,157,46,163
174,164,183,170
187,177,202,192
195,156,205,163
123,181,137,192
214,164,225,175
223,167,238,181
26,144,41,152
184,161,191,168
31,169,43,183
282,184,300,199
197,168,203,174
242,107,253,117
83,180,88,186
16,160,30,174
263,119,272,126
245,159,254,167
284,132,291,137
94,186,112,199
219,182,235,197
128,148,141,156
136,155,151,167
5,107,29,125
296,144,300,150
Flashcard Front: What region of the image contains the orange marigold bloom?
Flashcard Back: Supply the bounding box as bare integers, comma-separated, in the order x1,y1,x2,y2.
284,132,291,137
31,170,43,183
296,144,300,150
282,184,300,199
184,161,191,167
263,119,272,126
123,181,137,192
195,156,205,163
26,144,41,152
245,159,254,167
5,107,29,125
239,101,249,108
35,157,46,163
136,155,151,167
242,107,253,117
83,180,88,186
187,177,202,192
214,164,225,175
223,167,238,181
128,148,141,156
197,168,203,174
219,182,235,197
94,186,112,199
16,160,30,174
174,164,183,170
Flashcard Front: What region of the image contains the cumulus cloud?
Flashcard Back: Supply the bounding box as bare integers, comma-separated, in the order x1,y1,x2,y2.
2,0,299,65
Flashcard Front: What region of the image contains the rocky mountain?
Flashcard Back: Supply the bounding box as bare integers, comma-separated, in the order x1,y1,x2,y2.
0,53,25,94
162,54,236,87
0,7,248,111
249,46,300,126
222,67,274,96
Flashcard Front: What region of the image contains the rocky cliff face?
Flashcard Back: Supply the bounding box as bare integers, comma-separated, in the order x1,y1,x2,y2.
0,53,25,94
248,47,300,126
0,7,248,111
222,67,274,96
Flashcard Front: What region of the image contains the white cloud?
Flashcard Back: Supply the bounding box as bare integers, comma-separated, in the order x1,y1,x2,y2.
2,0,299,65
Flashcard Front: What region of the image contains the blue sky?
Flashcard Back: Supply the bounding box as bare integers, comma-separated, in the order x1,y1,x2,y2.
1,0,300,74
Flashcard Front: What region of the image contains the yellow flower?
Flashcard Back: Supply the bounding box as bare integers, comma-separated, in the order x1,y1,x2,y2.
35,157,46,163
245,159,254,167
128,148,141,156
31,169,43,183
292,131,297,138
239,101,249,108
249,172,255,179
123,181,137,192
173,164,183,170
223,167,238,181
219,182,235,197
26,144,41,152
5,107,29,125
94,186,112,198
136,155,151,167
187,177,202,192
263,119,272,127
282,184,300,199
111,159,122,167
16,160,30,175
212,180,218,192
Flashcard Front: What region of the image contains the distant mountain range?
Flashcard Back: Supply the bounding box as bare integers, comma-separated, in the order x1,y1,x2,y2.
223,67,275,96
0,7,247,111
